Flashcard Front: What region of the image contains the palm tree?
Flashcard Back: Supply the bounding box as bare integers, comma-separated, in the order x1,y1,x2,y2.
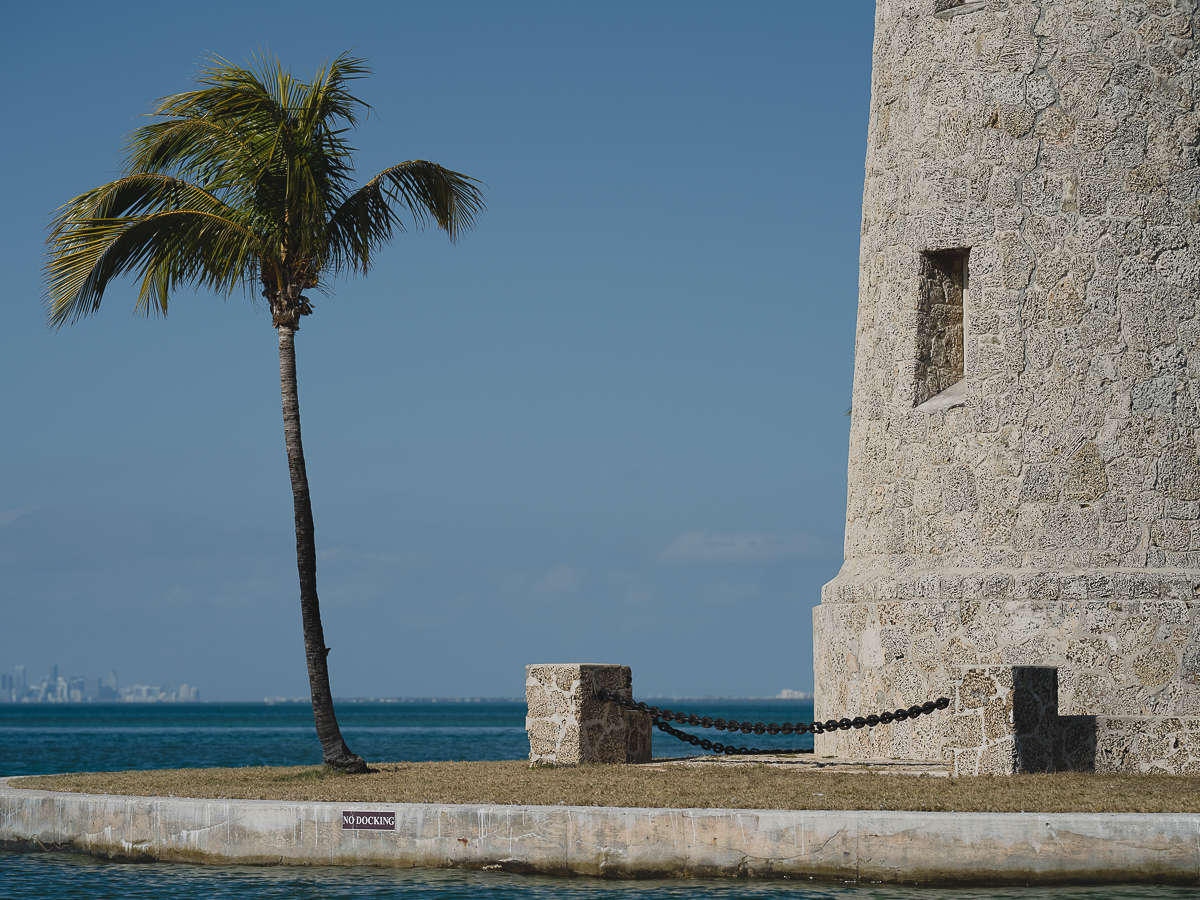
45,53,485,773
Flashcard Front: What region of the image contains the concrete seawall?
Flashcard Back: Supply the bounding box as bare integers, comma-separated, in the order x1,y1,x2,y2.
1,778,1198,884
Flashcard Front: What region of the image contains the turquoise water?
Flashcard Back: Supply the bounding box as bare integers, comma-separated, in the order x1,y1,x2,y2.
0,701,1185,897
0,700,817,776
0,852,1194,900
0,701,530,776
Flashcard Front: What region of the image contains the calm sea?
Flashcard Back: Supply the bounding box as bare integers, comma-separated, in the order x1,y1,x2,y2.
0,700,1188,899
0,699,816,776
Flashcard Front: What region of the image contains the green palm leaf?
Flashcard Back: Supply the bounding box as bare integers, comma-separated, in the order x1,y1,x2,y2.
327,161,485,272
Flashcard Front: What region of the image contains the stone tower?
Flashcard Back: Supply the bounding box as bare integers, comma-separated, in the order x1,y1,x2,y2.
814,0,1200,771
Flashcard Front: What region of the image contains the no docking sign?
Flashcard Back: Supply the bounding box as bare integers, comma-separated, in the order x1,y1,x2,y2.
342,810,396,831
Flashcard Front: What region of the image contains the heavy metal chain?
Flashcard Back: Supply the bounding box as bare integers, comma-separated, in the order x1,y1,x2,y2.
597,689,951,756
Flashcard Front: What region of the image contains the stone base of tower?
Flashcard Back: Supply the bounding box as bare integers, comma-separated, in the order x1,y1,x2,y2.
812,570,1200,774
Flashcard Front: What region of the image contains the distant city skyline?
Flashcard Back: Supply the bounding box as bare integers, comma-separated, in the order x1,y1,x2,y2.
1,664,199,704
0,662,810,705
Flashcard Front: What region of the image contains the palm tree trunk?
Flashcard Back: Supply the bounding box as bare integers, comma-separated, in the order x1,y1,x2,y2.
278,324,367,773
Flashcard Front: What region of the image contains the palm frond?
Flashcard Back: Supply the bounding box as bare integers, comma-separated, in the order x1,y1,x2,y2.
326,161,485,272
126,118,260,184
46,209,260,328
46,51,484,328
50,173,238,229
299,53,371,134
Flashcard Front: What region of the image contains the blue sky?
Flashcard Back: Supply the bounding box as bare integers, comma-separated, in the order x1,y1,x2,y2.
1,1,874,699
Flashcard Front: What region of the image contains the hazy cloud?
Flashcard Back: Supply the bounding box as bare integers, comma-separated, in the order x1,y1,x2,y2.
0,505,290,611
657,531,826,565
317,548,431,569
529,562,583,597
605,570,657,607
0,507,36,528
475,562,586,608
698,580,761,604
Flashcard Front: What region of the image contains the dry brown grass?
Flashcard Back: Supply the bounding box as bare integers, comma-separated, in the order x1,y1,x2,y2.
14,762,1200,813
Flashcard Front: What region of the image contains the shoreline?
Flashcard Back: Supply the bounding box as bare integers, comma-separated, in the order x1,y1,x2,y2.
2,777,1198,884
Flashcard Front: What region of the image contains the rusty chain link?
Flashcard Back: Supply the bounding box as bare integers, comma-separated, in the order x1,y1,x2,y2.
597,689,952,756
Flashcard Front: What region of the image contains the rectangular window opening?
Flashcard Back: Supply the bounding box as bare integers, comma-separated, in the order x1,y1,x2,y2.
914,247,969,408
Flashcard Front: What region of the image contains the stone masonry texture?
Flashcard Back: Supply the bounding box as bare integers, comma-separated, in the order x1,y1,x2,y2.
814,0,1200,771
525,665,651,766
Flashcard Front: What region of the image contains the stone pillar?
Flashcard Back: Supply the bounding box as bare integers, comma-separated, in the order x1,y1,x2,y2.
813,0,1200,771
941,665,1200,774
943,665,1059,775
525,664,652,766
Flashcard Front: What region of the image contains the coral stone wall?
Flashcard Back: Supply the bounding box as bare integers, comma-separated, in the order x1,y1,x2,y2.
525,664,651,765
815,0,1200,761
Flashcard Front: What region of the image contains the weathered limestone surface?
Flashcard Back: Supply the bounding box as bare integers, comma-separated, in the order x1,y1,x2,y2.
923,664,1200,774
815,663,1062,775
1087,713,1200,771
815,594,1200,761
946,665,1061,775
525,664,651,765
3,780,1200,884
815,0,1200,770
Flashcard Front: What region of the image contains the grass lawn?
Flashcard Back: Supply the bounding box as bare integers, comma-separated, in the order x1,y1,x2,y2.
15,761,1200,813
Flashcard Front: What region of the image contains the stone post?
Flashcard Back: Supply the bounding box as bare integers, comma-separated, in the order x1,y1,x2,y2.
939,665,1200,774
525,664,652,765
942,665,1059,775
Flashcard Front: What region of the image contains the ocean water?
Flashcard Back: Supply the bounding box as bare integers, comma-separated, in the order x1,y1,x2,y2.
0,701,1184,898
1,852,1195,900
0,699,817,776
